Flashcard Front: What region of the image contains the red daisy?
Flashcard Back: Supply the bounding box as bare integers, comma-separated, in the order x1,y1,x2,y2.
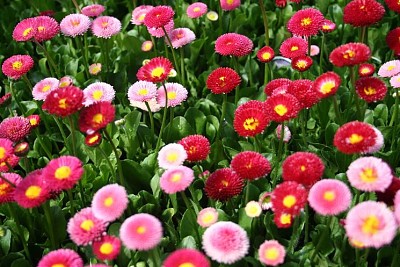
233,100,269,137
0,173,22,204
14,169,51,208
343,0,385,27
0,138,14,164
279,37,308,59
386,28,400,56
215,33,253,57
355,77,387,103
0,154,20,172
85,132,102,147
27,114,40,129
163,248,210,267
42,86,84,117
313,71,341,98
34,16,60,42
92,235,121,261
273,212,293,228
136,57,173,83
385,0,400,13
358,63,375,77
287,79,319,109
333,121,377,154
265,93,301,123
230,151,271,180
78,102,115,134
206,67,241,94
143,5,174,29
178,134,210,162
291,55,313,72
321,19,336,33
12,17,37,42
271,181,308,216
282,152,325,187
2,55,34,80
376,177,400,206
329,42,371,67
0,117,32,142
264,78,292,96
257,46,275,63
205,168,244,201
275,0,286,8
287,8,324,37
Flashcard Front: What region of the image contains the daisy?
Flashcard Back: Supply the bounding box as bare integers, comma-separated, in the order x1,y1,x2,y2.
42,156,83,191
308,179,352,215
92,184,128,222
137,57,173,83
12,17,37,42
119,213,163,251
378,60,400,77
205,168,244,201
14,142,29,157
197,207,219,228
346,157,393,192
42,86,84,117
160,166,194,194
91,16,121,38
0,117,32,142
287,8,324,37
206,11,219,21
92,235,121,261
144,5,174,29
83,82,115,106
14,169,50,208
158,143,187,169
220,0,241,11
89,63,102,75
385,0,400,13
257,46,275,63
0,138,16,163
358,63,375,77
258,240,286,266
310,45,320,56
60,14,91,37
78,102,115,134
231,151,271,180
157,82,188,107
390,74,400,88
34,16,60,42
187,3,208,19
275,124,291,143
0,93,11,107
282,152,325,187
130,98,161,112
287,79,319,109
313,71,341,98
59,76,73,88
178,134,210,162
0,173,22,204
163,248,210,267
245,201,262,218
81,4,105,17
131,5,154,25
2,55,34,80
264,78,292,96
321,19,336,33
273,212,293,228
128,81,158,103
345,201,397,248
329,42,371,67
147,19,174,38
259,192,273,210
166,28,196,49
37,249,83,267
84,132,102,147
386,27,400,56
141,40,153,52
202,221,249,264
271,181,308,216
215,33,253,57
343,0,385,27
0,154,20,172
279,37,308,59
291,55,313,72
233,100,269,137
265,93,301,122
355,77,387,103
206,67,241,94
32,77,59,101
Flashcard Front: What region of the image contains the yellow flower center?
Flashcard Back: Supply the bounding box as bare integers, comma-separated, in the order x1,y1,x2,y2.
136,226,146,234
262,52,271,60
188,146,196,155
151,67,165,78
295,60,308,69
283,195,296,208
52,264,66,267
101,22,109,28
80,219,94,231
0,183,9,195
243,117,259,131
88,135,99,144
25,186,42,199
0,147,6,160
301,17,312,26
343,50,355,59
58,98,68,109
12,61,23,71
360,68,370,74
92,90,104,100
221,180,229,187
387,65,396,71
144,43,152,50
41,85,51,92
167,91,177,100
362,215,380,235
138,14,146,21
322,25,331,30
274,104,288,116
104,196,114,207
193,7,201,12
167,152,178,162
350,239,364,248
100,242,114,254
30,118,38,125
348,133,363,144
323,190,336,201
171,173,182,182
265,247,279,260
201,213,215,224
138,88,148,96
280,213,291,224
71,20,80,27
93,113,104,124
54,166,71,180
23,27,33,37
290,46,299,51
179,264,195,267
300,165,306,171
364,87,376,95
360,168,377,183
37,26,45,32
320,81,335,94
227,0,234,4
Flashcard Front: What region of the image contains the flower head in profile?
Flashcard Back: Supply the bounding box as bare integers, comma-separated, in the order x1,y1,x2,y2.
178,134,210,162
119,213,163,251
287,8,324,37
355,77,387,103
163,248,210,267
258,240,286,266
14,142,29,157
92,235,121,261
206,67,241,94
166,28,196,49
89,63,102,75
28,115,40,129
343,0,385,27
0,93,11,107
376,177,400,206
220,0,241,11
60,14,91,37
187,3,208,18
137,57,173,83
85,132,102,147
83,82,115,106
147,19,174,38
157,82,188,107
321,19,336,33
12,17,37,42
37,249,83,267
275,124,291,143
346,157,393,192
215,33,253,57
59,76,73,88
42,86,84,117
91,16,121,38
202,221,249,264
0,117,32,142
160,166,194,194
92,184,128,222
131,5,154,25
329,42,371,67
14,169,50,208
308,179,352,215
197,207,219,228
205,168,244,201
231,151,271,180
359,63,375,77
82,4,106,17
32,77,59,101
345,201,397,248
271,181,308,216
245,201,262,218
130,98,161,113
279,37,308,59
233,100,269,137
158,143,187,169
0,173,22,204
257,46,275,63
78,102,115,134
206,11,219,21
264,78,292,96
42,156,84,191
2,55,34,80
34,16,60,42
144,5,174,28
378,60,400,77
265,93,301,123
310,45,320,56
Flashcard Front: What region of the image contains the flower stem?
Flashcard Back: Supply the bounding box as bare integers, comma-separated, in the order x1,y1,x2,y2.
71,0,81,12
245,180,251,204
311,216,333,263
67,189,76,215
162,26,181,83
231,57,241,104
155,82,169,152
103,128,125,187
287,215,301,254
8,79,26,116
35,40,61,78
272,122,285,187
349,66,362,120
43,201,57,249
217,94,228,141
145,102,155,145
180,48,185,85
319,34,325,75
97,144,118,183
67,116,77,156
258,0,269,46
333,95,343,125
149,248,161,267
180,191,201,244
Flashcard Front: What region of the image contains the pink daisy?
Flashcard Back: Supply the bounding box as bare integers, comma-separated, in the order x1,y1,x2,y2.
60,14,91,37
202,221,249,264
390,74,400,88
163,248,210,267
310,45,320,56
157,83,188,107
275,124,291,143
131,5,154,25
37,249,83,267
83,82,115,106
12,17,37,42
287,8,324,37
119,213,163,251
0,173,22,204
394,191,400,224
130,98,161,112
91,16,121,38
67,207,108,246
59,76,73,88
220,0,241,11
147,19,174,38
166,28,196,49
345,201,397,248
157,143,187,169
2,54,34,80
14,169,50,208
92,184,128,222
215,33,253,57
81,4,105,17
0,154,20,172
346,157,393,192
187,3,208,18
143,5,175,29
258,240,286,266
32,77,59,101
197,207,219,228
42,156,84,191
160,166,194,194
89,63,102,75
141,40,153,52
92,235,121,261
279,37,308,59
308,179,352,216
0,117,32,142
366,126,384,154
128,81,158,102
378,60,400,77
34,16,60,42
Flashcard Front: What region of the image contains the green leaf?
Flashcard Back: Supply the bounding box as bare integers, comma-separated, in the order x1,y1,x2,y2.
121,159,152,193
325,123,339,146
0,229,11,255
179,236,197,249
10,258,30,267
238,208,252,234
184,108,207,134
163,116,195,142
374,104,388,124
51,205,67,245
121,110,141,158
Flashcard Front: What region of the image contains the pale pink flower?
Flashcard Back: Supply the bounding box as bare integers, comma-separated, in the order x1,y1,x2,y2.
310,45,320,56
258,240,286,266
91,16,121,38
275,124,291,143
81,4,105,17
127,81,157,102
160,166,194,194
157,143,187,169
197,207,219,228
89,63,102,75
141,40,153,51
157,82,188,107
147,19,174,38
187,2,208,18
92,184,128,222
83,82,115,106
378,60,400,77
60,14,91,37
130,98,161,112
32,77,59,101
131,5,154,25
390,74,400,88
166,28,196,49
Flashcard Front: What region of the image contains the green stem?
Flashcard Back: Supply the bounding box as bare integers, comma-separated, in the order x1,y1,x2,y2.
76,36,90,79
67,116,77,156
149,248,161,267
231,57,241,104
272,122,285,187
43,201,57,249
8,80,26,115
391,89,400,149
390,239,400,267
245,180,251,204
217,94,228,141
162,26,181,83
311,216,333,263
53,117,68,143
319,34,325,75
258,0,269,46
333,95,343,125
180,48,185,85
287,215,301,254
67,189,76,215
155,82,169,152
97,145,118,183
145,102,155,145
180,191,201,244
35,41,61,78
300,110,307,146
360,26,367,44
34,129,53,159
195,162,205,179
264,63,270,86
71,0,81,12
304,205,309,244
103,128,125,187
350,66,362,120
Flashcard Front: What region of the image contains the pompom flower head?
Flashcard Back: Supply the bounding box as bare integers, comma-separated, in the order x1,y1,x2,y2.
144,5,174,28
167,28,196,49
81,4,105,17
265,93,301,123
233,100,269,137
220,0,241,11
271,181,308,216
178,135,210,162
202,221,249,264
287,8,324,37
378,60,400,77
205,168,244,201
160,166,194,194
34,16,60,42
279,37,308,59
215,33,253,57
343,0,385,27
83,82,115,106
120,213,163,251
60,14,91,37
131,5,154,25
206,67,241,94
257,46,275,63
2,55,34,80
258,240,286,266
128,81,157,102
264,78,292,96
163,248,210,267
137,57,173,83
92,184,128,222
313,71,341,98
92,235,121,261
287,79,319,109
14,169,50,208
329,43,371,67
13,17,37,42
158,143,187,169
0,173,22,204
157,82,188,107
37,249,83,267
187,3,208,18
32,77,59,101
355,77,387,103
386,27,400,56
78,102,115,134
197,207,219,228
91,16,121,38
0,116,32,142
42,86,84,117
231,151,271,180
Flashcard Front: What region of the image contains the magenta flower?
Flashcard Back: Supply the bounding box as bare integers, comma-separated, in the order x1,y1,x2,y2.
37,249,83,267
91,184,128,222
160,166,194,194
42,156,84,191
258,240,286,266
